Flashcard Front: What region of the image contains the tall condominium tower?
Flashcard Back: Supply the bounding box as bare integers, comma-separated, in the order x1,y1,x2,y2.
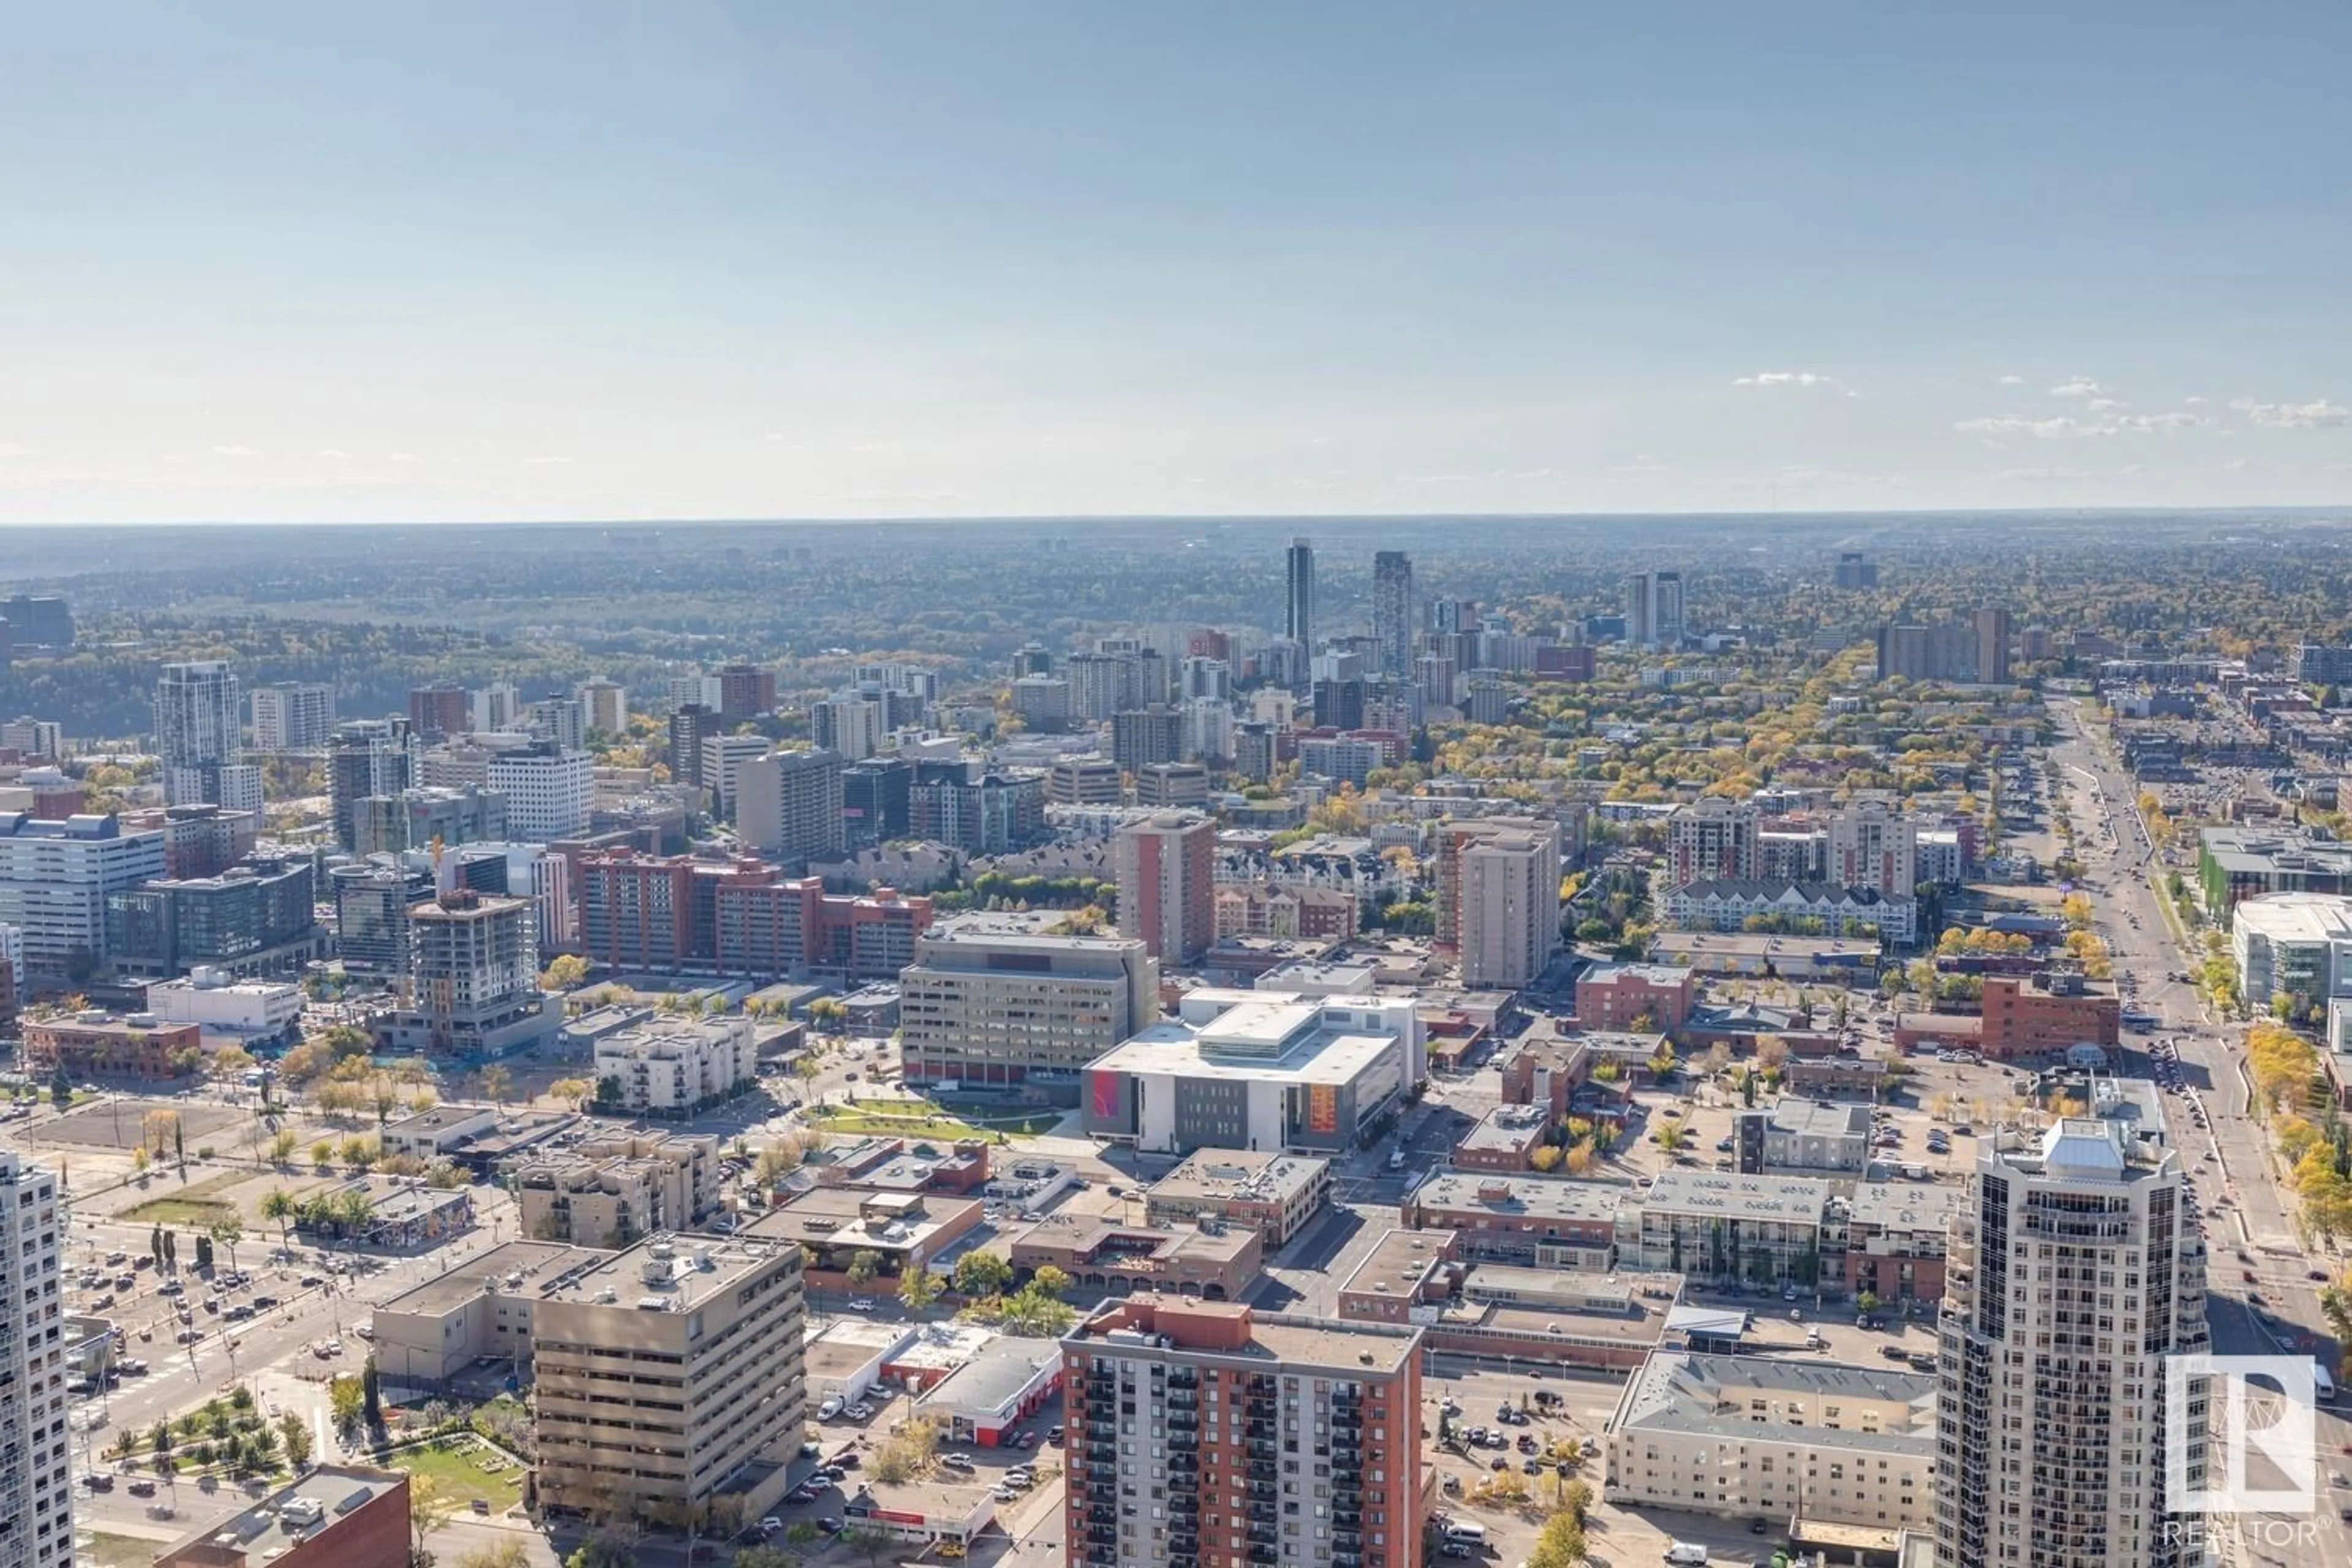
0,1152,72,1568
1934,1082,2209,1568
327,718,415,851
1625,571,1686,650
249,682,336,751
1062,1298,1425,1568
156,660,246,807
1113,811,1217,966
1371,551,1414,676
1975,606,2015,685
1285,537,1316,653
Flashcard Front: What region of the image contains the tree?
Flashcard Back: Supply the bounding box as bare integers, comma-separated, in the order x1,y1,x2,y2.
209,1216,244,1273
540,954,591,992
409,1474,459,1560
456,1546,533,1568
953,1251,1013,1298
1028,1264,1073,1301
269,1128,298,1164
840,1526,896,1568
565,1536,639,1568
731,1550,800,1568
845,1250,883,1288
262,1189,298,1252
899,1267,940,1311
481,1065,513,1107
549,1077,594,1113
142,1107,179,1155
362,1358,382,1426
1529,1144,1564,1172
328,1375,364,1433
279,1410,314,1472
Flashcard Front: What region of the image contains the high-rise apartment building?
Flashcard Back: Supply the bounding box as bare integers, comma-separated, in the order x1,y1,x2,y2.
1062,1298,1424,1568
667,703,723,789
1826,801,1919,899
1284,537,1316,654
1877,620,1980,684
407,682,471,741
1935,1084,2208,1568
576,677,628,736
898,924,1157,1093
715,663,777,722
249,682,336,750
1833,551,1879,589
1436,817,1562,989
523,695,586,752
156,661,245,807
699,734,772,822
0,718,64,761
0,1152,72,1568
1112,706,1185,773
1666,797,1761,887
810,696,884,762
328,718,417,851
1625,571,1686,650
105,858,323,980
1114,812,1216,966
1370,551,1413,676
381,889,556,1055
0,812,167,978
329,861,435,979
1974,606,2015,685
532,1233,808,1523
735,748,846,865
470,682,520,734
842,757,913,844
485,741,592,842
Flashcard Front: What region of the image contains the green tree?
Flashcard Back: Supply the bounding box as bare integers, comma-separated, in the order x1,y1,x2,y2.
1028,1264,1072,1300
361,1359,382,1426
262,1189,298,1252
564,1536,639,1568
329,1376,364,1433
899,1267,940,1311
279,1411,314,1472
208,1216,243,1273
845,1250,883,1288
953,1251,1014,1298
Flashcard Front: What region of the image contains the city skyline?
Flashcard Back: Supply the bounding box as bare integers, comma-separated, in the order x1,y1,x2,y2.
2,4,2348,524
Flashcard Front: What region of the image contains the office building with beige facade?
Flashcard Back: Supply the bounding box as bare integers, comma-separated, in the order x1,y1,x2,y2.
897,921,1158,1100
532,1232,810,1524
515,1132,720,1247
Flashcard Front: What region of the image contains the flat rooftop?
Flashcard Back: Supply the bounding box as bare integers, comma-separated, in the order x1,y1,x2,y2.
1093,1019,1398,1086
749,1186,980,1252
1147,1149,1330,1207
1762,1098,1872,1140
157,1465,404,1562
919,1335,1060,1415
890,1321,999,1374
1408,1170,1627,1224
1634,1170,1833,1224
1846,1181,1964,1233
1458,1106,1551,1152
535,1232,802,1311
805,1319,917,1381
374,1240,603,1317
1615,1351,1936,1455
1069,1301,1422,1374
1341,1228,1458,1299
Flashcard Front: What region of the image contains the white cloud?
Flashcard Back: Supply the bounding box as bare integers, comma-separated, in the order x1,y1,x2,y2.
389,451,417,463
212,444,261,457
2184,395,2209,405
0,443,36,458
1997,374,2026,386
2049,377,2104,399
2231,396,2352,429
317,448,349,460
1955,408,2209,440
522,455,572,466
1733,371,1836,388
2086,398,2127,412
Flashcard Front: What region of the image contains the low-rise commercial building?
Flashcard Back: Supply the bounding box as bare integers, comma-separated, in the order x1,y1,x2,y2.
151,1468,410,1568
2230,890,2352,1011
139,967,304,1047
1576,963,1695,1032
532,1233,810,1525
912,1335,1064,1446
1398,1170,1624,1268
1734,1097,1872,1175
515,1133,720,1246
1841,1180,1960,1304
1335,1229,1678,1373
370,1242,609,1392
897,922,1159,1099
1893,974,2119,1062
1450,1104,1554,1172
1140,1150,1332,1247
1650,930,1882,982
1604,1352,1937,1537
23,1011,200,1076
1009,1213,1263,1301
750,1188,984,1289
1613,1170,1835,1286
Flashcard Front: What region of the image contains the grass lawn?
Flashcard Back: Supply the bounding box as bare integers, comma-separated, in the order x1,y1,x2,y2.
811,1095,1065,1141
391,1439,526,1510
82,1533,157,1568
121,1170,249,1227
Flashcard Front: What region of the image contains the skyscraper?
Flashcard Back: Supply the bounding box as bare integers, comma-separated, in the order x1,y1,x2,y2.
1113,811,1216,965
1625,571,1685,650
1934,1084,2207,1568
327,718,416,851
736,747,846,864
1371,550,1414,676
1434,816,1563,989
155,660,243,806
576,677,628,735
1284,537,1316,653
1974,606,2014,685
0,1152,71,1568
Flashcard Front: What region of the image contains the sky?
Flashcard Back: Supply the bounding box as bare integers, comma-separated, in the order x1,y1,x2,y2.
2,2,2349,525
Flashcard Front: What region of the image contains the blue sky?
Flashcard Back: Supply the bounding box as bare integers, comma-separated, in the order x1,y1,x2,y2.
2,2,2348,523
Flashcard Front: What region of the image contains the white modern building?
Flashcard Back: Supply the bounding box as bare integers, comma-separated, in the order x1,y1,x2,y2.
249,682,336,751
484,742,592,841
143,967,305,1042
1613,1169,1836,1285
700,733,773,820
1661,879,1918,944
2230,890,2352,1011
0,1152,72,1568
1605,1351,1937,1536
592,1013,760,1114
1935,1079,2207,1568
0,812,167,978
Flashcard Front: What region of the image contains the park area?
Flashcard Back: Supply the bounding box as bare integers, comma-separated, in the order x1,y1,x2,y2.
388,1434,527,1513
805,1095,1062,1142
